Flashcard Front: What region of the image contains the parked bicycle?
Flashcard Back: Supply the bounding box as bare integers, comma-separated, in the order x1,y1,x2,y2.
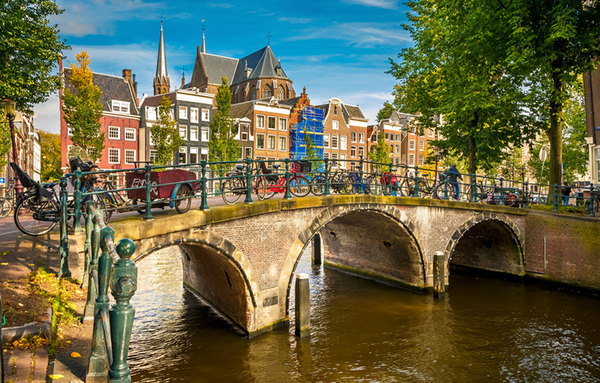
220,162,262,205
310,161,353,195
399,171,434,198
0,183,16,218
255,160,312,200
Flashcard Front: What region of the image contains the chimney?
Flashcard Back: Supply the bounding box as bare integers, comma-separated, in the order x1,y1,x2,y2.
123,69,139,107
122,69,131,83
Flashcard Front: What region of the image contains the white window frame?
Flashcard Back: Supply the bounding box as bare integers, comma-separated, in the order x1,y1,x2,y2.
125,149,136,164
146,107,157,121
67,126,73,136
428,129,434,138
108,126,120,140
268,116,276,130
201,127,209,142
340,153,347,169
372,134,377,143
201,109,210,122
179,146,187,164
256,115,265,129
190,126,199,141
409,139,415,150
256,133,265,149
333,120,339,130
323,134,330,148
189,147,198,163
341,135,347,150
279,118,287,131
351,131,357,142
408,153,415,166
358,133,364,143
244,147,252,159
390,134,394,142
108,148,120,164
111,100,130,113
267,134,276,150
419,140,425,151
279,136,287,151
351,146,357,158
124,127,136,141
179,125,188,140
332,134,339,149
358,146,364,158
149,150,158,164
241,132,248,141
190,108,199,123
179,106,188,119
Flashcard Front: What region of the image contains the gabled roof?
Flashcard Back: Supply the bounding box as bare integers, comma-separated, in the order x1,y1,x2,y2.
63,68,139,115
344,104,366,120
140,92,176,108
200,53,238,85
314,99,367,124
229,101,255,119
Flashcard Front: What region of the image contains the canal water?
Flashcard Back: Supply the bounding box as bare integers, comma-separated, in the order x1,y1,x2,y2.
128,246,600,382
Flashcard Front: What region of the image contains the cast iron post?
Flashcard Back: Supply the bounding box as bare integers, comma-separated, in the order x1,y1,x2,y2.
244,158,253,204
58,177,71,278
499,177,505,205
324,158,331,196
143,164,153,221
7,111,23,195
359,156,364,194
284,158,292,199
74,169,83,232
199,160,209,210
413,166,420,197
83,208,101,322
471,174,477,203
523,181,529,209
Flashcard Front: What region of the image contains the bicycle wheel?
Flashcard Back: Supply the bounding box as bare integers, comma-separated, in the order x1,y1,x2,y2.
311,175,326,196
290,175,311,197
416,179,432,198
368,177,383,195
175,184,193,214
256,177,276,200
337,175,353,195
14,195,59,236
221,178,243,205
0,198,12,218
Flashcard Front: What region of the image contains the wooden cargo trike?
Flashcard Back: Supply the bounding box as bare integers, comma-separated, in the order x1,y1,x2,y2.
125,169,200,214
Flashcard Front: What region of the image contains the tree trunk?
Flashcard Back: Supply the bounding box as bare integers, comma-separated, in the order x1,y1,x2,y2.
547,71,564,191
467,112,479,176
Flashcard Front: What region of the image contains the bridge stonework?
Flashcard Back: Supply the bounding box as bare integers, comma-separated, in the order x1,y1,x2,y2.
76,195,599,337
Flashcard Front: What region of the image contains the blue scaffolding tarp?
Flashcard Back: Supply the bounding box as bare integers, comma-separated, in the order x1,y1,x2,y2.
290,107,324,160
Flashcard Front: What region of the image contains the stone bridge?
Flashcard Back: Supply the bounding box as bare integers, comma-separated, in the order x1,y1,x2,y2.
72,195,600,337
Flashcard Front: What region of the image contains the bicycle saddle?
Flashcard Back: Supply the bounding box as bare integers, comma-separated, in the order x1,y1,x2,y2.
42,182,57,189
273,164,281,169
236,165,244,171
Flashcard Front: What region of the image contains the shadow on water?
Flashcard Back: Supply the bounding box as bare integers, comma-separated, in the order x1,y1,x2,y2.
129,246,600,383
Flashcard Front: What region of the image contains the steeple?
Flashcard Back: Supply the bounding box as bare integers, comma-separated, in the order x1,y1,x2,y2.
201,20,206,53
153,21,170,95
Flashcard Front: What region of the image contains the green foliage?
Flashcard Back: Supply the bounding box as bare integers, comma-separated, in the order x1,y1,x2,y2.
151,95,183,166
209,77,241,175
0,116,11,168
38,129,62,181
0,0,69,113
367,140,392,171
61,51,105,162
376,101,395,123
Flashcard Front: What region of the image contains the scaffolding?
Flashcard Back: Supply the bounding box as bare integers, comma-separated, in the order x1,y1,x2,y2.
289,107,324,160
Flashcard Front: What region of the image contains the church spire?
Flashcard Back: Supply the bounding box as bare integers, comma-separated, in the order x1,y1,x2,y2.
201,20,206,53
153,20,170,95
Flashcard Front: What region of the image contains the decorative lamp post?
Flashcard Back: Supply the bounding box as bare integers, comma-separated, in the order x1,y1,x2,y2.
1,99,23,195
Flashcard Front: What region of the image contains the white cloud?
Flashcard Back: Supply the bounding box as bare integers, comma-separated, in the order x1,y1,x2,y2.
343,0,399,9
285,22,410,48
278,16,312,24
34,95,61,134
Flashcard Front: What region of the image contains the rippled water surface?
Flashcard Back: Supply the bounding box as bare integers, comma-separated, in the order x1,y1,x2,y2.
129,246,600,382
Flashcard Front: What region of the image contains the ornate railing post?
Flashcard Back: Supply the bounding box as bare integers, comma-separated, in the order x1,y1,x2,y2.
359,156,365,194
199,160,209,211
74,169,83,232
523,181,529,209
471,174,477,203
413,166,420,197
58,177,71,278
499,177,505,205
324,158,331,196
109,238,137,383
244,158,253,204
443,173,449,200
143,164,153,221
553,184,559,213
589,184,595,217
84,208,102,322
284,158,292,199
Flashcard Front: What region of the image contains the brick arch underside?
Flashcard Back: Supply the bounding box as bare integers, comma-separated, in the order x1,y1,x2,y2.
448,218,525,276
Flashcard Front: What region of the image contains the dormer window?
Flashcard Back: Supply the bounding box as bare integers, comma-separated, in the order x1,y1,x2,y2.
112,100,130,113
334,106,338,115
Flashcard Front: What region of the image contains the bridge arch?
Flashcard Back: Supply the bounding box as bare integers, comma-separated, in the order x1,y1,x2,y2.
279,204,426,315
445,213,525,276
133,232,259,334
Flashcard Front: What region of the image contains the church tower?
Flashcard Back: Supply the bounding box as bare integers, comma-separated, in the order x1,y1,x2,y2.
153,21,170,95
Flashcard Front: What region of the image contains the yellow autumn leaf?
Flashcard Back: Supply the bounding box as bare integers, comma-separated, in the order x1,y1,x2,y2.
49,374,65,379
28,263,35,266
1,263,8,265
71,352,81,358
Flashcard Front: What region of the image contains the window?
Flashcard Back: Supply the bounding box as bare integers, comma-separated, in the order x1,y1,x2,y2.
190,126,199,141
202,109,210,121
409,139,415,150
179,106,188,119
244,147,252,159
148,129,154,146
396,134,400,141
277,86,284,100
358,146,364,158
190,108,199,123
149,150,158,164
323,152,330,159
323,134,330,148
125,149,136,164
390,134,394,142
256,115,265,128
146,107,157,121
333,120,339,130
351,146,357,158
428,129,434,138
111,100,130,113
179,125,188,140
279,118,287,131
278,136,287,151
419,141,425,151
419,154,424,166
109,148,120,164
241,132,248,141
251,86,257,100
268,116,276,130
351,132,357,142
267,135,276,150
190,147,198,163
372,134,377,143
263,85,272,98
267,157,276,169
341,135,347,150
332,135,339,149
340,154,347,169
179,147,187,164
108,126,120,140
67,126,73,136
396,145,400,154
201,127,209,142
332,152,339,161
124,128,136,141
256,134,265,149
200,147,208,161
359,132,365,143
334,106,338,115
408,154,415,166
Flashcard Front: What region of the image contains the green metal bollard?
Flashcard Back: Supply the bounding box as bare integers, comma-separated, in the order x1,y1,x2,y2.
74,169,83,232
471,174,477,203
284,158,292,199
199,160,209,211
58,177,71,278
143,164,153,221
553,184,558,213
413,166,420,197
109,238,137,383
324,158,331,196
244,158,253,204
589,184,595,217
82,200,94,289
358,156,364,194
523,181,529,209
83,208,102,322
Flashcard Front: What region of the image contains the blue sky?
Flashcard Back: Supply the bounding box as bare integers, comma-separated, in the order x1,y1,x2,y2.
36,0,413,133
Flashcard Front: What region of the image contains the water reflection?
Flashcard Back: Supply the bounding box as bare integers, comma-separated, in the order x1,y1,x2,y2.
129,246,600,382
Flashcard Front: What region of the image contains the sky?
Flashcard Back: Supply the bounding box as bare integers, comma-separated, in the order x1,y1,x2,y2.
35,0,414,134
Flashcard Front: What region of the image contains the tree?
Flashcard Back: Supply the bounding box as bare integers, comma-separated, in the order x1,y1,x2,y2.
376,101,396,123
38,129,61,181
367,137,392,171
503,0,600,188
0,0,69,113
151,95,184,166
389,0,540,176
0,117,11,168
61,51,105,162
209,77,241,175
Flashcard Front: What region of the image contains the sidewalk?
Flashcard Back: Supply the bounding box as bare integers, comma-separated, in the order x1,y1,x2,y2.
1,216,91,383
